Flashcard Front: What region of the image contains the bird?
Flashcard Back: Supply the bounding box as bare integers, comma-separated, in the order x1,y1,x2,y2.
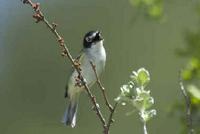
62,30,106,128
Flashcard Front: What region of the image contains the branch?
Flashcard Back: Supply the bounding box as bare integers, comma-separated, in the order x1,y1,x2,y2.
90,61,113,112
90,61,118,134
21,0,107,129
179,71,195,134
104,102,118,134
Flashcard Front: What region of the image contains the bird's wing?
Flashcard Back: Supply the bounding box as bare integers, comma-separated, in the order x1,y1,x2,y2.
65,49,85,98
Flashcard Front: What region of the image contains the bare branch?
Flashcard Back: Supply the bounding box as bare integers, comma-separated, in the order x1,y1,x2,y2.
179,70,195,134
90,61,113,112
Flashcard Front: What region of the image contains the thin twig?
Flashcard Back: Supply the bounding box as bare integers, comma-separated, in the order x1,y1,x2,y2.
179,70,195,134
90,61,113,112
21,0,106,129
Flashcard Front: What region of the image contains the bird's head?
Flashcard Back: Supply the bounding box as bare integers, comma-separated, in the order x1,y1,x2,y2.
83,30,104,49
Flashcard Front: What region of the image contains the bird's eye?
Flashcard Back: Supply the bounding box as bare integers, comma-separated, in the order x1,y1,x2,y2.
85,36,93,42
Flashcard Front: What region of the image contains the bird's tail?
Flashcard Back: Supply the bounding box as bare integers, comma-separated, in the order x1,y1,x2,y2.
62,96,79,128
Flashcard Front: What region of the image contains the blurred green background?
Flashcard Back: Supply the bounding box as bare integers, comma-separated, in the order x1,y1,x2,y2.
0,0,199,134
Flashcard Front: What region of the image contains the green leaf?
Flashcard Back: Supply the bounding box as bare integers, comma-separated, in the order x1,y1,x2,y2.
137,68,150,87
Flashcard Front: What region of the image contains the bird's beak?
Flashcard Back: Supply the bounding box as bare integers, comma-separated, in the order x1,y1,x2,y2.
96,31,104,41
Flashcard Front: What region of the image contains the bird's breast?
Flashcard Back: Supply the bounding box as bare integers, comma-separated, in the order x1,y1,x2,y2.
81,46,106,86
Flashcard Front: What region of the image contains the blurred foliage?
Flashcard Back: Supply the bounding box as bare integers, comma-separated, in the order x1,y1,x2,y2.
177,29,200,81
129,0,164,20
171,4,200,134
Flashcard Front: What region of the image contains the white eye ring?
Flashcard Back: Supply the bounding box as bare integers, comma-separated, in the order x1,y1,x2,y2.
86,36,93,42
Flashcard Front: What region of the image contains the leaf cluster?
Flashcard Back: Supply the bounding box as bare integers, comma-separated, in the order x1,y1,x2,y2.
116,68,156,123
